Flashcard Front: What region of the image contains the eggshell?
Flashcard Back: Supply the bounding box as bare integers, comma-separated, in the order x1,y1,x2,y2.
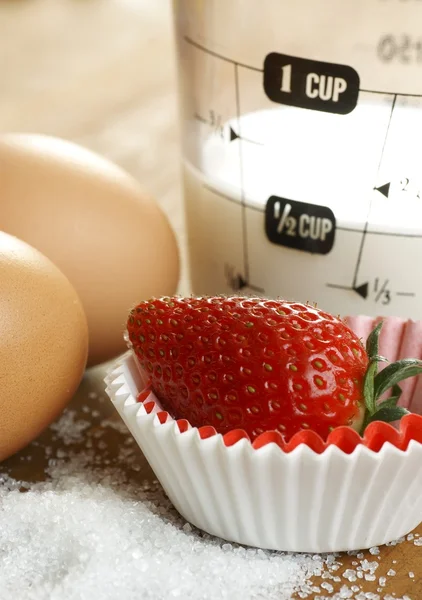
0,133,180,366
0,232,88,462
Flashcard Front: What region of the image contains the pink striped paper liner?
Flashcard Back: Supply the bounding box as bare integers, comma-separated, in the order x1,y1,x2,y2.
345,315,422,411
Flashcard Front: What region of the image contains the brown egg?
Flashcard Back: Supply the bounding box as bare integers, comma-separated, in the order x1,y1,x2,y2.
0,232,88,462
0,133,180,366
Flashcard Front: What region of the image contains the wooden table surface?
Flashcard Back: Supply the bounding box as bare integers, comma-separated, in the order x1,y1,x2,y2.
1,1,421,598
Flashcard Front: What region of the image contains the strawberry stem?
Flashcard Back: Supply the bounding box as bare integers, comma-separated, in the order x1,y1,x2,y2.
360,320,422,433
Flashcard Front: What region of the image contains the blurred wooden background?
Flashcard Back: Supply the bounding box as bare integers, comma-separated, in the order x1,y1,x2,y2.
0,0,187,289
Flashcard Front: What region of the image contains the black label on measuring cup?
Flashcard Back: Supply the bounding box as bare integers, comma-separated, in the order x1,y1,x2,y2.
263,53,359,115
265,196,336,255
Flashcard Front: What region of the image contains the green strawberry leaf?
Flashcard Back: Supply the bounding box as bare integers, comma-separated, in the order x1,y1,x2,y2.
371,355,389,364
360,320,414,433
375,393,401,411
374,359,422,400
366,406,410,425
363,360,378,415
391,383,402,399
365,321,383,359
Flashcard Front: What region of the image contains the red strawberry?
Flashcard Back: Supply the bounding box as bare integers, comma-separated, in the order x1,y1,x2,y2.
126,296,418,442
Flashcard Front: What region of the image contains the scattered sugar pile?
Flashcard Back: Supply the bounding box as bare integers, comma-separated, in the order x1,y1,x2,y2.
0,405,419,600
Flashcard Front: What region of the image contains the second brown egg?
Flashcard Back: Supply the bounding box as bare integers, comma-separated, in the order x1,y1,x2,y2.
0,133,180,366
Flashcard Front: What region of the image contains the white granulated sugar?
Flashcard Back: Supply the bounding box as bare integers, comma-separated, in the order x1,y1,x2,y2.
100,417,129,435
321,582,334,592
50,410,90,445
0,411,334,600
0,475,322,600
414,537,422,546
338,585,354,598
385,537,405,547
360,560,378,574
2,407,422,600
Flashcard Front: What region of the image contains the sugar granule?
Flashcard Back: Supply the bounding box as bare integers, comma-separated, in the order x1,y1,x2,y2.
338,584,353,598
50,410,90,445
360,560,378,574
386,537,405,547
100,417,129,435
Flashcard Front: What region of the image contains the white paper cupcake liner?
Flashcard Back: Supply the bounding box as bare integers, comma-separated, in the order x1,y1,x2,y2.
105,312,422,553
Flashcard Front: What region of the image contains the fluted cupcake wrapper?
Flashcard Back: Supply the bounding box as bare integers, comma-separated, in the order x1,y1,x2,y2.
344,315,422,411
105,339,422,553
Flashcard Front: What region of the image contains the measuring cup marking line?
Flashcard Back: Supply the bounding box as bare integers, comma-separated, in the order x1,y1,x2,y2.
234,63,251,285
326,283,353,291
203,183,240,205
194,113,209,125
337,227,422,239
327,284,416,300
352,229,422,239
224,265,265,295
183,35,261,72
202,184,266,213
184,36,422,99
204,185,422,238
360,88,422,98
351,94,398,289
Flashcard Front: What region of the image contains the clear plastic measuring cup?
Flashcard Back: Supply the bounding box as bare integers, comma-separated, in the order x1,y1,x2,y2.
173,0,422,319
